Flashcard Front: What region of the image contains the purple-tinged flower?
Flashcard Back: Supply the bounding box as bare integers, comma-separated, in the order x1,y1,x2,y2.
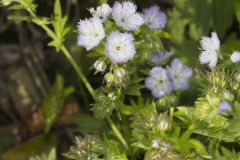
88,3,112,22
230,51,240,63
77,17,105,51
105,31,136,64
167,59,192,90
218,101,231,116
112,1,144,31
199,32,220,69
144,5,167,30
151,51,174,65
145,67,172,98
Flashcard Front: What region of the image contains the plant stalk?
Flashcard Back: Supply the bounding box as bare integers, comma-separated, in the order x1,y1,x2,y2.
106,117,128,150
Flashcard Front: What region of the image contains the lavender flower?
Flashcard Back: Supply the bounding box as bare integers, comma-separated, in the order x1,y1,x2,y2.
105,32,136,64
218,101,231,116
199,32,220,69
144,5,167,30
145,67,172,98
112,1,144,31
230,51,240,63
77,17,105,51
89,3,112,22
151,51,174,65
167,59,192,90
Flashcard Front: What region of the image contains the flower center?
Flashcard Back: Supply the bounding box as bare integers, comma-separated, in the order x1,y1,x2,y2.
116,46,121,50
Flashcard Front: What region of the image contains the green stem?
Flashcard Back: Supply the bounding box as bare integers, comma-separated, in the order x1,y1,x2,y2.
61,46,94,98
106,117,128,150
122,115,136,160
27,9,95,97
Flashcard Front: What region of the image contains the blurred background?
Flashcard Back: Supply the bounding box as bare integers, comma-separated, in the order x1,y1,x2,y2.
0,0,239,159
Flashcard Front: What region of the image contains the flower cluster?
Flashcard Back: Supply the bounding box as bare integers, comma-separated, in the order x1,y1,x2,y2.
77,2,167,65
145,59,192,98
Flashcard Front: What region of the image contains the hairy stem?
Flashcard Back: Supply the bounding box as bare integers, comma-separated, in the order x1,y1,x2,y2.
106,117,128,150
61,46,95,97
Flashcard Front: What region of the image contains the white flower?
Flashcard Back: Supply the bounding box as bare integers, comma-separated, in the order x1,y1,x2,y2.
105,32,136,64
230,51,240,63
145,67,172,98
112,1,144,31
199,32,220,69
77,17,105,51
166,59,192,90
151,51,174,65
89,3,112,22
144,5,167,30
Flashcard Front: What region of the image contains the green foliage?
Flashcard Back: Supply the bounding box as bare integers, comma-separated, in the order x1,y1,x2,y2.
74,114,106,134
64,135,104,160
212,0,234,39
234,0,240,23
2,0,240,159
48,0,70,51
91,88,121,119
42,75,74,133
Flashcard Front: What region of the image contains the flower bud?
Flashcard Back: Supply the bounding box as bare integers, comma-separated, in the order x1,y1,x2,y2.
222,90,234,101
104,72,114,86
235,74,240,82
152,139,160,149
94,60,107,72
114,67,126,78
158,119,168,132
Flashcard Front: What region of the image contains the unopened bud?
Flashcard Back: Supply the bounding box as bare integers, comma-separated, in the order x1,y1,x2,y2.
159,119,168,132
222,90,234,101
152,139,160,149
104,72,114,86
94,60,107,72
114,67,125,78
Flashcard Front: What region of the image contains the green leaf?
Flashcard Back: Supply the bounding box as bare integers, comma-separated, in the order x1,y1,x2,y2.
234,0,240,23
54,0,61,19
48,148,57,160
123,84,145,96
74,114,106,134
212,0,234,39
42,75,74,133
189,139,210,158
